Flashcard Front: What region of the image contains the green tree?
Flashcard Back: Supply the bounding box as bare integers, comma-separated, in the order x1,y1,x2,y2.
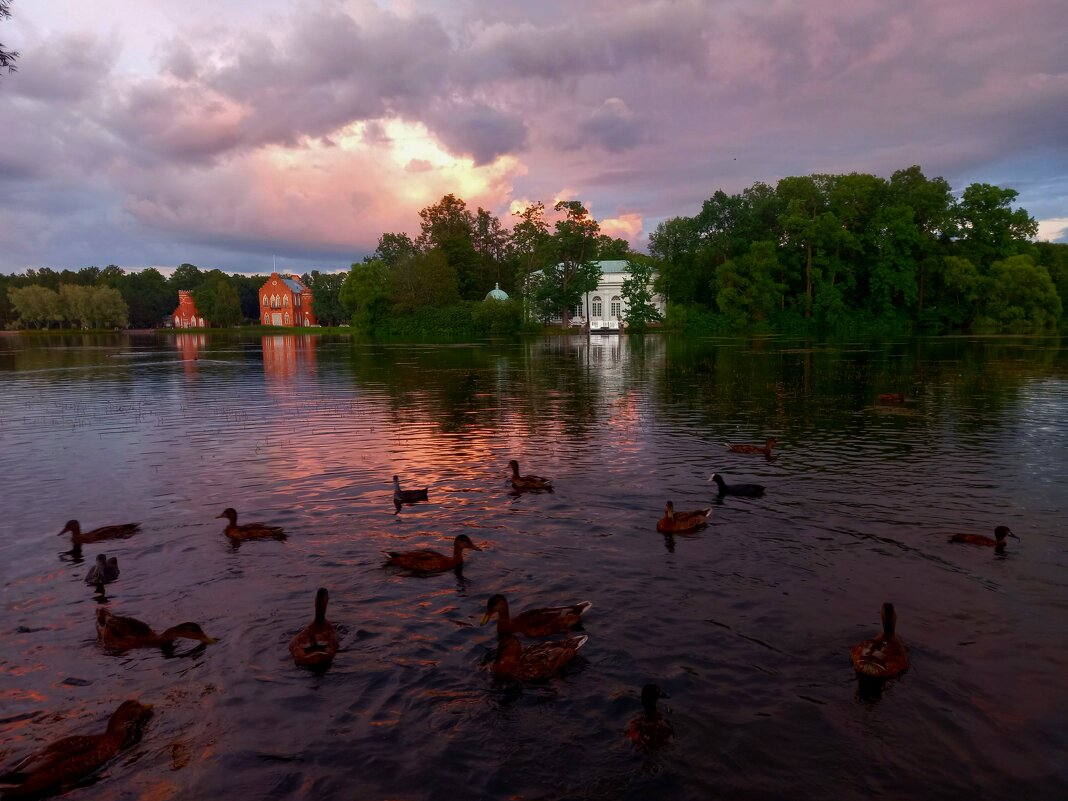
170,263,204,290
121,268,173,328
649,215,703,306
777,175,836,317
542,200,602,327
507,201,553,321
1034,241,1068,321
596,235,632,260
888,166,953,309
371,232,418,268
302,270,347,326
194,271,242,327
620,257,662,333
9,285,62,328
714,241,784,327
417,194,482,300
954,183,1038,270
978,255,1062,332
339,259,390,334
389,249,461,314
1,0,18,75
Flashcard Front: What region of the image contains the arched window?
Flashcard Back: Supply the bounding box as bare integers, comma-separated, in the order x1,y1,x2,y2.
199,317,205,327
284,312,290,325
304,316,310,326
283,295,289,307
174,315,180,326
592,296,603,317
610,296,621,317
262,294,268,306
263,313,269,324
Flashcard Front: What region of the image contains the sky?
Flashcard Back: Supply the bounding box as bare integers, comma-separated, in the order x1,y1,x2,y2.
2,0,1067,276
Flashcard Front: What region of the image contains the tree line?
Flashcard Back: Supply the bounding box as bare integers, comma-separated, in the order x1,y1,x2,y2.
2,165,1065,334
650,166,1067,333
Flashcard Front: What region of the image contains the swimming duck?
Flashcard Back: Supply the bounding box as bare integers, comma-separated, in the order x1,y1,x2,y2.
709,473,765,498
289,588,339,669
393,475,429,513
84,554,120,586
656,502,711,534
59,520,140,545
508,460,553,492
216,508,286,541
723,438,776,456
492,633,588,681
96,608,217,653
0,700,153,800
628,684,674,752
949,526,1018,549
850,602,909,679
480,594,592,638
384,534,481,574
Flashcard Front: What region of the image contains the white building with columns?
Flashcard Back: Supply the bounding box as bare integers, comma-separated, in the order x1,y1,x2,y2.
552,260,665,330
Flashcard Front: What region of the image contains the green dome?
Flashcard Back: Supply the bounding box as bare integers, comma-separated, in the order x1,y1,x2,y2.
484,283,509,301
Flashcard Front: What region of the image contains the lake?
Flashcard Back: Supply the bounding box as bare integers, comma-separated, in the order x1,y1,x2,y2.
1,331,1066,800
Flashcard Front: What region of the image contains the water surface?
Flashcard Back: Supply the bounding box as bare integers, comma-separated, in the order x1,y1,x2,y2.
1,332,1066,800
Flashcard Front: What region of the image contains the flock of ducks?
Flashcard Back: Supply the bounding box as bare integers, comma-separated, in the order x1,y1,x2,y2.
2,447,1020,798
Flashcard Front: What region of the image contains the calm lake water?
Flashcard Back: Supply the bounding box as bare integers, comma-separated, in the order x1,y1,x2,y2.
1,331,1066,801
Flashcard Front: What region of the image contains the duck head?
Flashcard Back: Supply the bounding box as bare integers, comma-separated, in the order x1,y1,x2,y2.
454,534,481,552
216,508,238,523
480,594,507,625
664,501,676,519
59,519,81,537
640,683,669,715
994,526,1019,542
880,602,897,638
107,700,154,746
314,587,330,623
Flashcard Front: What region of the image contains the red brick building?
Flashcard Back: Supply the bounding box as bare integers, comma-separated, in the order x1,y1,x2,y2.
172,290,206,328
259,273,316,327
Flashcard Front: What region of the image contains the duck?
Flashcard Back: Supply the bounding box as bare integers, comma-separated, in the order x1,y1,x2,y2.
59,520,140,545
480,594,592,638
508,460,553,492
723,437,776,456
0,700,153,800
709,473,765,498
289,588,339,669
84,554,120,586
96,608,217,653
850,602,909,679
216,508,286,541
950,526,1018,549
627,684,674,752
393,475,429,513
656,502,711,534
384,533,481,574
492,633,588,681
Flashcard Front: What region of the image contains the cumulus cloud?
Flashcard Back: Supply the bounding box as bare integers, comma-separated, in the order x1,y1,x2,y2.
1,0,1066,271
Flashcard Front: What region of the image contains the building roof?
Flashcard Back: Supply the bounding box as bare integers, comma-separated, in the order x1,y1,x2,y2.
485,283,509,301
597,260,634,273
281,276,306,294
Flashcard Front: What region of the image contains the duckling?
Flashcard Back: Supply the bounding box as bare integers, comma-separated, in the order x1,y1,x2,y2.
656,502,711,534
851,602,909,679
709,473,765,498
0,700,153,800
59,520,140,545
384,534,481,574
508,460,553,492
480,594,592,637
393,475,429,513
96,608,217,653
289,588,339,669
492,633,588,681
628,684,674,752
84,554,120,586
950,526,1018,549
216,508,285,541
723,437,776,456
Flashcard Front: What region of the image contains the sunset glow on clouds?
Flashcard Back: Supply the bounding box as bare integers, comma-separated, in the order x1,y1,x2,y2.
2,0,1066,274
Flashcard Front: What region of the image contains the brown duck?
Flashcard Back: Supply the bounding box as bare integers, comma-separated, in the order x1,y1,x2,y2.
492,633,588,681
0,700,153,800
950,526,1018,549
216,508,286,541
508,460,553,492
289,588,339,669
480,594,592,637
96,608,217,653
628,684,674,752
59,520,140,545
724,437,776,456
656,502,711,534
384,534,481,574
851,602,909,679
